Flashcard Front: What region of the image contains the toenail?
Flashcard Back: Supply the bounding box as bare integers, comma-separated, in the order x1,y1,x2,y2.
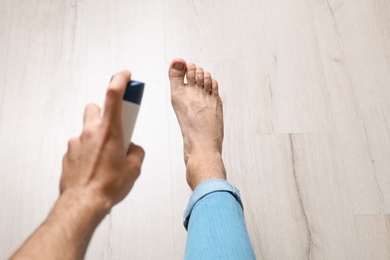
173,63,184,70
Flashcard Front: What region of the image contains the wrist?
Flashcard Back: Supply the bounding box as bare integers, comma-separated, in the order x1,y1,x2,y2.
55,188,111,222
15,188,110,260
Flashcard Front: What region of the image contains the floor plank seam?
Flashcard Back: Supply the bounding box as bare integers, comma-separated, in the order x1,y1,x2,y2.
289,134,313,260
360,116,386,210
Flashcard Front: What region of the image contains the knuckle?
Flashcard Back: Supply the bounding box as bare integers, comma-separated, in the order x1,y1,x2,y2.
128,152,143,172
106,87,121,98
85,103,99,112
101,123,117,138
138,147,145,160
131,162,142,175
67,137,79,149
81,126,94,140
131,144,145,159
85,103,95,109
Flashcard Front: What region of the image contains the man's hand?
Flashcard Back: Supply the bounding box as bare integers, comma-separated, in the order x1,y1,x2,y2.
11,70,144,260
60,70,145,211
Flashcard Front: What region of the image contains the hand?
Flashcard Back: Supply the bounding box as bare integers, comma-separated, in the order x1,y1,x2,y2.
11,70,144,260
60,70,145,212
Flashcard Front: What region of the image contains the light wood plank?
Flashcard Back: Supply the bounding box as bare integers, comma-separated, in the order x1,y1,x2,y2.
1,0,390,259
0,0,87,256
206,61,309,258
163,0,242,62
242,134,311,259
372,0,390,67
0,0,12,121
291,132,361,259
236,0,334,134
354,214,390,259
310,0,390,214
84,0,175,259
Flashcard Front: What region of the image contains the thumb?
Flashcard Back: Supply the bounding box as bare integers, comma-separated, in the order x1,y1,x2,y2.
127,143,145,170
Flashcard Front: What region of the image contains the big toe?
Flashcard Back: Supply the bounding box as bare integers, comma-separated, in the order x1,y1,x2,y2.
169,58,187,88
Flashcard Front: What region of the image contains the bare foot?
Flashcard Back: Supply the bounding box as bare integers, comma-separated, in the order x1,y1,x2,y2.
168,58,226,190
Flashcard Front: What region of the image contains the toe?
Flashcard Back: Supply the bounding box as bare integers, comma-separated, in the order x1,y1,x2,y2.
211,79,219,96
204,72,212,94
169,58,187,88
196,67,204,88
186,63,196,86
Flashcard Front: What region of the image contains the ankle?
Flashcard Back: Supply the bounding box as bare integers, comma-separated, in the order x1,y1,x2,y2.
184,143,222,164
185,152,226,190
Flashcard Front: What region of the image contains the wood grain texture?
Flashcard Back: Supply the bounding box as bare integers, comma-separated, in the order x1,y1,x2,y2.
310,0,388,216
1,0,390,259
236,0,334,134
354,214,390,260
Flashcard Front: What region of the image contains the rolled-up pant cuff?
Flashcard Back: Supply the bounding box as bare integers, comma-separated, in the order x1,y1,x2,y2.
183,178,244,230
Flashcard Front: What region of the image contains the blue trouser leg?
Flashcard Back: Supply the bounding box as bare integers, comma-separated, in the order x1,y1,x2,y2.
183,179,256,260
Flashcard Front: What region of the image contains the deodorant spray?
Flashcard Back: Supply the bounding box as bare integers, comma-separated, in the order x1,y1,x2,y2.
121,80,144,151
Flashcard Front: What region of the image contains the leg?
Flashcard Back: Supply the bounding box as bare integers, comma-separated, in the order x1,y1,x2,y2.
168,59,256,259
184,179,255,259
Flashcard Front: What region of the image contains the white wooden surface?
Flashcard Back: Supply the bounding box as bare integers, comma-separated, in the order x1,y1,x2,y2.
0,0,389,259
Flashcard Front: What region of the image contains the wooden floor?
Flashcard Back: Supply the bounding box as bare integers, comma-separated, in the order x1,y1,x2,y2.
1,0,389,259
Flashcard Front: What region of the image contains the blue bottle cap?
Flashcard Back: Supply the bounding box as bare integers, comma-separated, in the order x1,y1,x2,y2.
123,80,144,105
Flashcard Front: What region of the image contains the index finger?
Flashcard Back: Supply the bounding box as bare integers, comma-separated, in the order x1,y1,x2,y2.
103,70,131,126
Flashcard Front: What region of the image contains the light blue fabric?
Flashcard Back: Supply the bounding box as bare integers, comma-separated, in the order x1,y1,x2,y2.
183,179,256,260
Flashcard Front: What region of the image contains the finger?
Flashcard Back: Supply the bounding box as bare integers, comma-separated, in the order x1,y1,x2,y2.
127,142,145,167
83,103,101,124
65,136,81,159
103,70,131,127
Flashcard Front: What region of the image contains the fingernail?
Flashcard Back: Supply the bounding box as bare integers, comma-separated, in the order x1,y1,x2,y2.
110,75,114,83
173,63,184,70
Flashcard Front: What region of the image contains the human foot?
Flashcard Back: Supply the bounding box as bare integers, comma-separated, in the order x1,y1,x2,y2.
168,58,226,190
